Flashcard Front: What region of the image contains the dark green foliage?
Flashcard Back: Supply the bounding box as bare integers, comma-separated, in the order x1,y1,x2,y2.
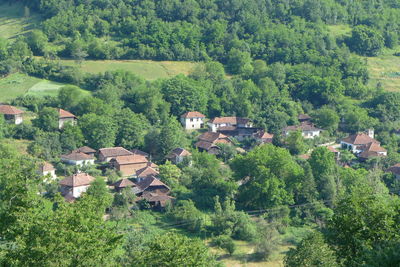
79,113,117,149
349,25,385,56
168,200,205,232
212,235,236,255
33,107,58,132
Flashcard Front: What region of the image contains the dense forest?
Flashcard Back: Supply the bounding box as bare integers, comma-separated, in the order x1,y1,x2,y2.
1,0,400,266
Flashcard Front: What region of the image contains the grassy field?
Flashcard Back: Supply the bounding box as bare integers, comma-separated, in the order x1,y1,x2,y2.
0,3,40,39
327,24,352,38
0,73,88,102
366,51,400,92
59,59,200,80
3,138,31,154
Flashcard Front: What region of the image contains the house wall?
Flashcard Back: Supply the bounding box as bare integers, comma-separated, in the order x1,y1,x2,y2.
61,159,94,166
302,130,321,139
181,117,204,130
340,141,361,153
72,185,90,198
59,118,76,129
43,170,57,180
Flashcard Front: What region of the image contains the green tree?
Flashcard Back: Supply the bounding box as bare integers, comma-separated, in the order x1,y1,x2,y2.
159,160,182,188
33,107,59,132
284,232,339,267
157,116,187,157
168,200,205,232
60,124,84,152
226,48,253,75
26,30,48,55
349,25,385,56
286,130,307,155
311,107,339,133
79,113,117,149
115,109,150,150
58,85,86,111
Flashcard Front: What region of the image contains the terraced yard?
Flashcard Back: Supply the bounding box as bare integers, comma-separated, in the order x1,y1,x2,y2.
366,53,400,92
0,3,40,39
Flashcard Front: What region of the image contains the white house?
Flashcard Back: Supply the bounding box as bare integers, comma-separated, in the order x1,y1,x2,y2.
0,105,23,125
61,151,95,166
180,111,206,130
283,123,322,139
59,173,95,199
341,130,387,160
208,117,253,132
38,162,57,180
59,108,77,129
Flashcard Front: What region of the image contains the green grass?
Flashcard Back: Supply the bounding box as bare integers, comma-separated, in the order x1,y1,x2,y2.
0,3,40,39
0,73,89,102
327,24,352,38
58,59,200,80
365,49,400,92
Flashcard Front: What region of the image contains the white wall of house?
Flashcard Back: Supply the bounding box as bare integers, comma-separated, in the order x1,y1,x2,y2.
43,170,57,180
72,185,90,198
62,159,95,166
14,114,23,125
181,117,204,130
302,130,321,139
59,118,76,129
340,141,361,153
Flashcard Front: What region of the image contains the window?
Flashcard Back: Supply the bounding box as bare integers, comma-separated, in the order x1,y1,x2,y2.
190,118,193,122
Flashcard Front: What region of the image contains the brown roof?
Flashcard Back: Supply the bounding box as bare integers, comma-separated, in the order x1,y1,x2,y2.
327,146,339,153
298,114,311,121
255,130,274,139
136,165,159,178
113,178,136,189
209,117,250,125
195,140,217,150
0,105,23,115
140,192,174,202
342,133,379,145
364,142,386,153
198,132,229,143
284,123,322,132
61,151,94,161
40,162,55,172
299,154,310,160
387,163,400,175
113,154,148,165
131,149,149,158
73,146,96,154
59,108,76,118
60,173,95,187
166,148,191,158
181,111,206,118
136,175,170,192
99,147,133,158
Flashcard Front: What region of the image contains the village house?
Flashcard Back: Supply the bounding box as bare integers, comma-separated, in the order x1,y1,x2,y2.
98,147,133,162
195,132,233,154
387,163,400,180
327,146,341,160
131,149,150,159
72,146,96,157
166,148,192,164
0,104,23,125
180,111,206,130
38,162,57,180
135,164,160,181
111,154,157,177
59,108,77,129
61,151,95,166
298,114,312,124
283,123,322,139
59,172,95,199
340,130,387,160
253,130,274,144
134,175,173,208
208,117,253,132
113,178,136,192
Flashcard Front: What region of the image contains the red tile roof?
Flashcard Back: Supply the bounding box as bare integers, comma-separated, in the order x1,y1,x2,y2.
327,146,339,153
131,149,149,158
181,111,206,118
113,178,136,189
136,165,159,178
198,132,229,143
342,133,379,145
99,147,133,158
166,148,191,158
59,108,76,118
60,173,95,187
40,162,55,172
73,146,96,154
61,151,94,161
113,154,148,165
209,117,250,125
136,175,170,192
387,163,400,175
0,105,23,115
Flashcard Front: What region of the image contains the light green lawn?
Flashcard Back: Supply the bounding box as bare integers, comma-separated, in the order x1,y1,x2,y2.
0,3,40,39
327,24,352,38
0,73,89,102
366,50,400,92
59,59,200,80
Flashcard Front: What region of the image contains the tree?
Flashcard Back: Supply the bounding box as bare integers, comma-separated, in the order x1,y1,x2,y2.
349,25,385,56
157,116,187,158
115,109,150,150
26,30,48,55
79,113,117,149
284,232,339,267
311,107,339,133
130,232,219,267
33,107,59,132
226,48,253,75
60,124,84,152
212,235,236,255
286,130,307,155
168,200,205,232
58,85,86,111
158,161,182,188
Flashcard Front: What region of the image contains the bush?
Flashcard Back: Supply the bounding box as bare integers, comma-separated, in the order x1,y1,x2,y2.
212,235,236,255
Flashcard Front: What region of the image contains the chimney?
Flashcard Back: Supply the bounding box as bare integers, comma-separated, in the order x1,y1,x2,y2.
367,129,374,139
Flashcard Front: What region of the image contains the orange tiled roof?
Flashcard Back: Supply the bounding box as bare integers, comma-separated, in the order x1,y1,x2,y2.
0,105,23,115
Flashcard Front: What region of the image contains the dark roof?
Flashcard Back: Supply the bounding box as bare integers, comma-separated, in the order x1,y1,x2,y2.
181,111,206,118
136,176,170,193
59,173,94,187
198,132,229,143
387,163,400,175
136,165,159,178
166,148,191,158
59,108,76,118
342,133,379,145
254,130,274,139
0,105,23,115
99,147,133,158
195,140,217,150
73,146,96,154
284,123,322,132
61,151,94,161
209,117,250,125
298,114,311,121
131,149,149,158
113,178,136,189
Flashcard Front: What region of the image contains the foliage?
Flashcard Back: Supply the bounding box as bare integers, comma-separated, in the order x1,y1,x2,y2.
212,235,236,255
168,200,205,232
